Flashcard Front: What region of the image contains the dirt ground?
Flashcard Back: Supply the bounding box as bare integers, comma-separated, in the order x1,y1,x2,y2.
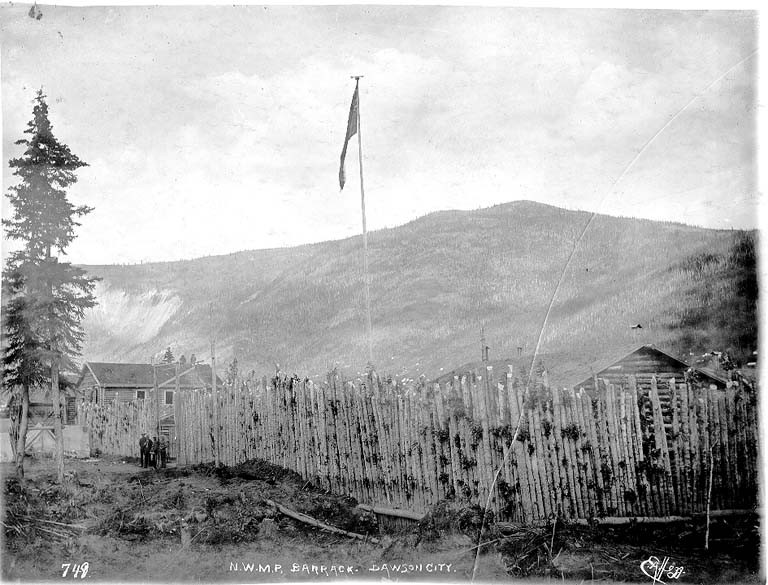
2,455,761,583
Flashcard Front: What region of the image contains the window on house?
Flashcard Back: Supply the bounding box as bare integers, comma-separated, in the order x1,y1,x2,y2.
65,396,76,425
165,390,174,405
136,390,146,401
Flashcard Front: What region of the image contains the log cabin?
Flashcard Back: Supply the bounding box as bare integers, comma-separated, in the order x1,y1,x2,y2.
570,344,729,393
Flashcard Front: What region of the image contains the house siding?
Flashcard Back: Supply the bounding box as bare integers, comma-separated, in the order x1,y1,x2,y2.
77,370,101,403
104,388,144,403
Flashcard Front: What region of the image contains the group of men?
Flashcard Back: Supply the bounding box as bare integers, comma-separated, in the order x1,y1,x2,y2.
139,433,169,469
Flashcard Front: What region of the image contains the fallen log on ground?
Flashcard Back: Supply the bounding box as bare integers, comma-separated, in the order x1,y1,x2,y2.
266,499,379,544
356,504,424,521
497,509,756,531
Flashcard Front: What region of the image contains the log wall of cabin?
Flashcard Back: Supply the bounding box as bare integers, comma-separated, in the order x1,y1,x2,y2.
77,370,99,402
577,348,724,394
103,388,148,403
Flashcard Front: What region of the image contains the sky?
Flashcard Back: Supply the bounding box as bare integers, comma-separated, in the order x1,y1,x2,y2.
0,6,760,265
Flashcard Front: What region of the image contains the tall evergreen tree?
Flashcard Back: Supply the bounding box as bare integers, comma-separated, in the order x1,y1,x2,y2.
2,90,97,483
2,269,46,480
226,357,238,384
162,347,175,364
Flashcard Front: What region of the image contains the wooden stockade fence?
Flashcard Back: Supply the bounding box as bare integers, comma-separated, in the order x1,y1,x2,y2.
79,368,758,523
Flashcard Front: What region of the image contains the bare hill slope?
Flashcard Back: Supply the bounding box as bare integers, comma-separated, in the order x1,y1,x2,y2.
80,201,756,382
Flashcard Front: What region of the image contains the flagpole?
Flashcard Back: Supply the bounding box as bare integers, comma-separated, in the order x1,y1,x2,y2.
352,75,373,364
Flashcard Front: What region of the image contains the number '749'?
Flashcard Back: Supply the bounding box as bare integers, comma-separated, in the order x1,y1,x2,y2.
61,563,89,578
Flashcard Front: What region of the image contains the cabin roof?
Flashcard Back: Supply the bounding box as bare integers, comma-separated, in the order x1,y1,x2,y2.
569,344,729,389
432,343,728,390
77,362,221,389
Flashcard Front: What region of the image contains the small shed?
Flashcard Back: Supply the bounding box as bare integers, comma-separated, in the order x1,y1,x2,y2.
2,382,80,426
571,344,728,393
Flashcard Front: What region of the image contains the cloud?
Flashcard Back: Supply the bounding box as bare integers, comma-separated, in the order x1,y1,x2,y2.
1,6,757,264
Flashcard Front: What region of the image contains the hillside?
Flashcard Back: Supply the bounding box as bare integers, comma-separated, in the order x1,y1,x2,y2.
79,201,757,384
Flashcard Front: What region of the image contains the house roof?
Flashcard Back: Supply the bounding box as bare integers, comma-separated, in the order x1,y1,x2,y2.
78,362,222,389
432,343,729,390
568,344,729,388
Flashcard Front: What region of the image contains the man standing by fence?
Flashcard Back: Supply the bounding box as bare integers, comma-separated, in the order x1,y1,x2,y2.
139,433,149,468
158,435,168,469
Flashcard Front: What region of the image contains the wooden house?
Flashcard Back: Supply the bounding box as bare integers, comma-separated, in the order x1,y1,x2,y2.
76,362,222,441
76,362,220,404
570,344,728,393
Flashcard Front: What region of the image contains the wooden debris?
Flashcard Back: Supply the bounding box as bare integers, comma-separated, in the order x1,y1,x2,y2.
266,499,378,543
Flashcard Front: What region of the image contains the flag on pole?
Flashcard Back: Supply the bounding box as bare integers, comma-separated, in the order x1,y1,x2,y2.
339,83,359,190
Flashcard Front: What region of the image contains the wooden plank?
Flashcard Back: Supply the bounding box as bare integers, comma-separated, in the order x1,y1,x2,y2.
406,391,422,511
370,377,391,504
701,385,711,513
325,376,340,495
723,390,735,509
478,374,495,512
573,387,591,519
626,378,646,516
688,381,701,512
514,382,535,522
308,381,322,490
585,388,607,518
499,373,518,521
397,393,411,507
481,371,499,516
577,389,596,518
459,376,478,505
447,409,462,505
735,389,749,506
594,382,615,516
615,386,631,516
358,384,377,505
715,392,727,510
549,387,568,519
669,378,686,514
429,398,444,503
529,403,551,519
555,388,575,519
458,408,476,507
344,381,362,501
423,394,439,509
678,377,692,515
606,384,626,517
651,378,674,515
410,392,426,511
296,379,307,479
566,388,587,520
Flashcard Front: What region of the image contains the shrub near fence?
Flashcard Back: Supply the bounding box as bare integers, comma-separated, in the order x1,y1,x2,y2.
80,368,758,523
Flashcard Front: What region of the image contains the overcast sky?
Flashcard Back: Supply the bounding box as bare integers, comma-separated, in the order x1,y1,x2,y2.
0,6,759,264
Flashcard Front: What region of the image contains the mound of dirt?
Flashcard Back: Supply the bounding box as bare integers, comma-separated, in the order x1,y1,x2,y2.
4,458,381,550
417,500,497,543
3,456,760,585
